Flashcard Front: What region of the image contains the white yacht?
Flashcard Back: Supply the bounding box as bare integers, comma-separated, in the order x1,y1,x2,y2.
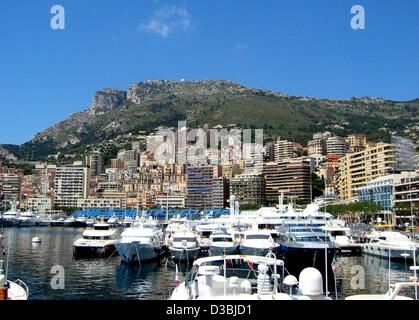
64,216,76,227
169,230,200,263
239,229,280,256
170,254,332,300
36,215,52,227
0,260,29,300
209,234,237,256
195,223,223,251
164,217,190,246
107,216,120,227
321,221,361,255
17,208,37,227
0,202,20,227
122,216,134,227
363,231,419,261
73,223,119,258
116,223,162,264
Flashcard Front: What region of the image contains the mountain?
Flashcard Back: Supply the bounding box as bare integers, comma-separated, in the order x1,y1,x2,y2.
16,79,419,160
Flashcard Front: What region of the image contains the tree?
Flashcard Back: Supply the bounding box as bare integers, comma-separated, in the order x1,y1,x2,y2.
311,173,325,199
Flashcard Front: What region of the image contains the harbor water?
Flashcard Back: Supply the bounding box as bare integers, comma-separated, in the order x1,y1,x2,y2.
2,227,417,300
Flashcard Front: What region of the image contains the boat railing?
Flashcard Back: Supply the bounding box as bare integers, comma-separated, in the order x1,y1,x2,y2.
14,279,29,299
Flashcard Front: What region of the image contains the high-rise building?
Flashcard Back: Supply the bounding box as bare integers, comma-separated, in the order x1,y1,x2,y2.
0,173,22,203
212,177,230,209
326,136,349,156
393,171,418,214
338,143,396,200
54,164,90,208
186,166,214,209
263,157,313,205
230,173,265,206
274,138,295,162
85,151,104,176
346,134,367,153
264,142,275,162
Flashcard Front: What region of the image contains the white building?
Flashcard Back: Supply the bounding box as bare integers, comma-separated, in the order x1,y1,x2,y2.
155,194,186,209
77,198,122,209
54,164,90,208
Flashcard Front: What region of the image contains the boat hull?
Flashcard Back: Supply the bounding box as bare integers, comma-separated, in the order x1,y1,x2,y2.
209,245,237,256
362,244,419,261
0,219,18,227
116,242,161,264
336,244,362,256
169,247,200,262
238,245,279,257
73,243,117,258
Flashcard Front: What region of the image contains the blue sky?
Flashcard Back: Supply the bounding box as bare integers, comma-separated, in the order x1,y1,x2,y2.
0,0,418,145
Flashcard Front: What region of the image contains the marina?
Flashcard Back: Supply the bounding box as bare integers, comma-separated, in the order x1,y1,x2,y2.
1,199,418,300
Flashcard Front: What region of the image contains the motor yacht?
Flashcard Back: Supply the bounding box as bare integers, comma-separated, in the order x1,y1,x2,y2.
195,223,223,251
73,223,119,258
64,216,76,227
321,221,361,255
169,254,332,300
0,260,29,300
169,230,200,263
209,234,237,256
362,231,419,261
122,216,134,227
239,229,280,256
17,208,37,227
116,223,162,264
278,226,337,291
0,202,20,227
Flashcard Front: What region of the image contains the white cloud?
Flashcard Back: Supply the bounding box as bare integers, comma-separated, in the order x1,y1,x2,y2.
139,5,191,37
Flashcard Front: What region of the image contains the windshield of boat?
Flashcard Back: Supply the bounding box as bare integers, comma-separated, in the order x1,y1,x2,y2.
331,231,347,236
212,237,233,242
83,235,113,240
290,228,323,233
246,234,270,240
173,237,196,242
294,235,331,242
94,226,110,230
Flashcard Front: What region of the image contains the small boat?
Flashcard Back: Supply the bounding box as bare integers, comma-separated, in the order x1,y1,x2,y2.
170,254,332,300
36,216,52,227
122,216,134,227
73,223,119,258
195,223,223,251
85,219,96,227
32,236,42,243
0,262,29,300
0,232,29,300
0,202,20,227
74,217,87,228
116,222,162,264
64,217,76,227
107,216,120,227
239,229,280,256
50,217,65,227
321,221,362,255
362,231,419,261
209,233,237,256
17,208,37,227
169,230,200,263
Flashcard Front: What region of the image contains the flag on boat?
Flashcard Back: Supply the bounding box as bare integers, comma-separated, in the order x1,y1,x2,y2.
175,264,180,287
331,259,337,273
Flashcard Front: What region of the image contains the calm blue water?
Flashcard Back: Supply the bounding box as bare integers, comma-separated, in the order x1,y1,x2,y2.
2,227,417,300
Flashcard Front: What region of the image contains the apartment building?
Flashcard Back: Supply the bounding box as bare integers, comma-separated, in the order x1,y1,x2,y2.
54,164,90,208
338,143,396,200
230,173,265,206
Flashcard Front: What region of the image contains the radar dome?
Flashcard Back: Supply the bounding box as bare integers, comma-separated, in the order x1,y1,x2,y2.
299,268,323,296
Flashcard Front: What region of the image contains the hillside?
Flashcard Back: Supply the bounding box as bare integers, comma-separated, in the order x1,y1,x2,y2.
14,80,419,160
